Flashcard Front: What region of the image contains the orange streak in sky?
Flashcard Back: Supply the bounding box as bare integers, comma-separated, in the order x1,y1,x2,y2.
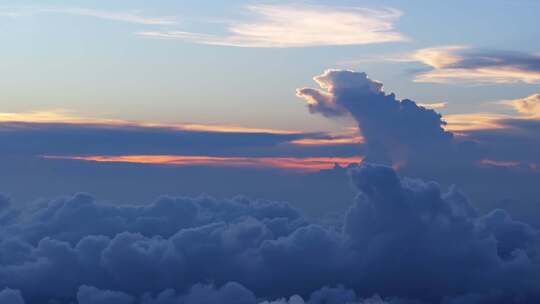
0,110,301,135
290,136,364,146
43,155,363,172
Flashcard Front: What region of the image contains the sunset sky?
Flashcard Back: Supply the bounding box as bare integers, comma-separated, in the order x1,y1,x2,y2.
2,0,539,132
1,1,540,303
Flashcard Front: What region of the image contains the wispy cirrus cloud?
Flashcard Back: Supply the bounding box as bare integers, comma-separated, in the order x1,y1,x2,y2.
412,46,540,84
138,4,405,48
0,6,176,25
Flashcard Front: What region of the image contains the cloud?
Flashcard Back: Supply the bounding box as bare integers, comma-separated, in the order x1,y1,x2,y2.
297,69,453,165
44,155,362,172
443,112,510,131
296,69,540,170
0,6,176,25
505,93,540,118
140,282,257,304
412,46,540,84
0,164,539,303
417,102,447,110
297,69,540,231
0,111,364,173
0,110,300,135
0,119,352,156
0,289,25,304
138,4,405,48
77,286,135,304
461,118,540,164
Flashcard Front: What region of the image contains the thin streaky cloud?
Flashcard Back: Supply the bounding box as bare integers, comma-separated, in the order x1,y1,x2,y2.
0,6,177,25
443,112,511,131
138,4,405,48
417,102,448,110
43,154,363,172
0,110,301,135
504,94,540,118
412,46,540,84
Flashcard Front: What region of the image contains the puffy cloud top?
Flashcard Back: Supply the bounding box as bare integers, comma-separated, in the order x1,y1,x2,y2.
297,70,452,164
0,163,539,303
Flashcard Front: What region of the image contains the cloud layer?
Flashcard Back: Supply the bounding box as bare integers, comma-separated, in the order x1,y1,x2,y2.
0,120,360,158
138,4,405,48
0,163,539,303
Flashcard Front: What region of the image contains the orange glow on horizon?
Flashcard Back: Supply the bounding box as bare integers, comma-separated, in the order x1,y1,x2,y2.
43,155,364,172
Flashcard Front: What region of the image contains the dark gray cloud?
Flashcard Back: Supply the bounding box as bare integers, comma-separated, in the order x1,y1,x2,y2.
0,163,539,303
450,49,540,71
462,118,540,163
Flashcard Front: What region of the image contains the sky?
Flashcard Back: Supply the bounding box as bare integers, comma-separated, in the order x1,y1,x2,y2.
2,0,540,131
1,1,540,303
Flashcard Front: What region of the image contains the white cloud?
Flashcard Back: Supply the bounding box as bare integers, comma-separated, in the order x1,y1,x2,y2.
138,4,405,48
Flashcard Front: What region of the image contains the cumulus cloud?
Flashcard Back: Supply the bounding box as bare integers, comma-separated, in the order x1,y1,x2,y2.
412,46,540,84
0,163,539,303
296,69,540,173
296,69,540,232
138,4,405,48
297,69,453,165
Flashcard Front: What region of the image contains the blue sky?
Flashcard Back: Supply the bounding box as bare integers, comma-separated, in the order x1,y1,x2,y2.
1,0,540,133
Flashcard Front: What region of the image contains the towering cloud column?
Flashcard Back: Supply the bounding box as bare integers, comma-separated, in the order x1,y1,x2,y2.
297,69,453,168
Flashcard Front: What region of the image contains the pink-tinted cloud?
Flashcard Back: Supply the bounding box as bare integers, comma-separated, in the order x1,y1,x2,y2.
43,155,363,172
138,4,405,48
